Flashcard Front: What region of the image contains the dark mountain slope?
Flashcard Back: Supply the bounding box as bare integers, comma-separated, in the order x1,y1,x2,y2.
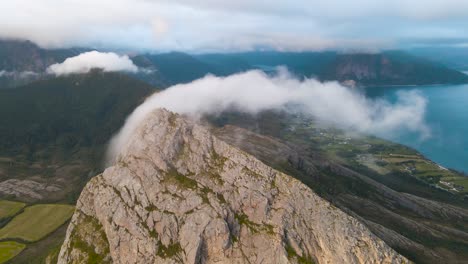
0,71,154,203
0,39,85,88
0,40,81,72
194,53,253,75
132,52,218,87
408,47,468,71
135,50,468,88
319,51,468,85
198,51,337,77
0,70,153,150
198,51,468,86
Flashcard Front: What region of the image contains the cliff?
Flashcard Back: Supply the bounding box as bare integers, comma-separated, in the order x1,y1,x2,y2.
58,109,408,263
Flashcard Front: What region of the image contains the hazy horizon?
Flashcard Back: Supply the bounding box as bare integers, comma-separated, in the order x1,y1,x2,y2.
3,0,468,53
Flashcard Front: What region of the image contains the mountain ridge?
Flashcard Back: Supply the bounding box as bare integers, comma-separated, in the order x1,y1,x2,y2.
1,39,467,88
0,39,86,88
57,108,408,264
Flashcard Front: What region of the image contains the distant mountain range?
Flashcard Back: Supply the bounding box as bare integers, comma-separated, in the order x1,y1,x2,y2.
0,40,85,88
408,47,468,71
132,50,468,87
194,51,468,86
1,39,467,89
319,51,468,85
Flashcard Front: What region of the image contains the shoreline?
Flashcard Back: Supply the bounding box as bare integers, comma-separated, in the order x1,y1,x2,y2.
361,83,468,88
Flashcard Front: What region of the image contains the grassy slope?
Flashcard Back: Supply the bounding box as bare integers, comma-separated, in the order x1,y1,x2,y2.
0,204,74,242
0,241,25,264
8,223,69,264
0,201,25,219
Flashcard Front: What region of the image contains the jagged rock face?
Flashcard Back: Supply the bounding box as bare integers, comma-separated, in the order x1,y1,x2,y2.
58,109,408,264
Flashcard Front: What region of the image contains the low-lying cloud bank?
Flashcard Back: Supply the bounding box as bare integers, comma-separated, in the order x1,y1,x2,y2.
108,69,429,162
0,70,38,78
47,51,138,76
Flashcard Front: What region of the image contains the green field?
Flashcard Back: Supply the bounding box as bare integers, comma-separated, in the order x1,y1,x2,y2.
0,200,26,219
0,204,74,242
0,241,25,263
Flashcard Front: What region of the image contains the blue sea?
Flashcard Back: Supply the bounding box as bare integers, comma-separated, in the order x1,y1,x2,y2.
365,84,468,173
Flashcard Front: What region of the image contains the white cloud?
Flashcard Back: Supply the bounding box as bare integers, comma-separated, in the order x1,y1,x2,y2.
0,70,9,77
1,0,468,51
46,51,138,76
0,70,38,78
107,69,429,162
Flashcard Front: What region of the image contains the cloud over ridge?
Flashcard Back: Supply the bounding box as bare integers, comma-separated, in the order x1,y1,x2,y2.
47,51,138,76
107,69,430,162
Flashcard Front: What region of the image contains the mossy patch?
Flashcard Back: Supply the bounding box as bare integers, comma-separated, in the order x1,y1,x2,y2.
67,213,111,264
216,193,227,204
241,167,263,179
230,234,238,243
164,168,198,190
145,204,157,212
285,243,315,264
168,114,178,128
211,149,228,168
235,213,259,233
199,186,212,204
157,241,182,259
205,168,225,186
234,213,275,235
139,221,159,239
264,223,275,235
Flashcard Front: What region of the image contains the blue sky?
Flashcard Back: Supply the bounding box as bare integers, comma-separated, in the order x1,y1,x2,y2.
2,0,468,52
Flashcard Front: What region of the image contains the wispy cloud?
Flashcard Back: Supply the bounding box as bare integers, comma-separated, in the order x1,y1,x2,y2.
0,70,38,78
108,69,430,161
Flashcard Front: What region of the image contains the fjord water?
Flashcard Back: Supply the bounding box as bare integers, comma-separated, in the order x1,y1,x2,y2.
365,84,468,173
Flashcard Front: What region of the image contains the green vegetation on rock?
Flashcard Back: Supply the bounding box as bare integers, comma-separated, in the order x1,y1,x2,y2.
164,168,198,189
285,243,315,264
67,213,111,264
156,241,182,259
235,213,275,235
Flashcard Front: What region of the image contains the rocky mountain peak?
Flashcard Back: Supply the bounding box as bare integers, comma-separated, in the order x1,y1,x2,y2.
58,108,408,264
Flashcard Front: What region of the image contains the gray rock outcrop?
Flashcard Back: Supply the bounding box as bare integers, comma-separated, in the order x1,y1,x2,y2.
58,109,408,264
